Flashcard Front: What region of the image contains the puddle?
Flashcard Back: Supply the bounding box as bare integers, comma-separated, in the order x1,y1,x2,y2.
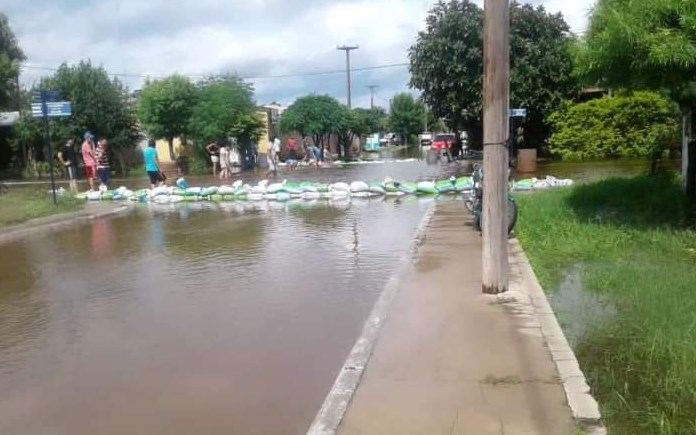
547,265,616,349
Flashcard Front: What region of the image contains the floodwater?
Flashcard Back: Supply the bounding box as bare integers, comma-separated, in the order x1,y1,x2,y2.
0,161,464,435
0,158,659,434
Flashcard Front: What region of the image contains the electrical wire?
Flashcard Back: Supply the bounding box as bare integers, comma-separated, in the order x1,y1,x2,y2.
20,62,409,81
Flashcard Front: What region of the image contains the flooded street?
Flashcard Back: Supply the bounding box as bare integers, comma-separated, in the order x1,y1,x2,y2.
0,158,658,434
0,161,463,435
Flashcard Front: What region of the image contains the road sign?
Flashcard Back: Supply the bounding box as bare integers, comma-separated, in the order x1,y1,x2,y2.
32,90,61,103
31,101,72,118
510,108,527,118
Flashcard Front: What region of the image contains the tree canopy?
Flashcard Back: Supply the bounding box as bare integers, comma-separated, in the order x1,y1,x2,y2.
10,61,137,172
279,94,346,148
388,93,425,143
138,75,196,159
187,75,262,147
409,0,579,147
0,13,25,109
576,0,696,105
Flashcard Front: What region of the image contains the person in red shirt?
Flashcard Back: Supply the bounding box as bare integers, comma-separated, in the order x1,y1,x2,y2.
81,132,96,191
287,136,298,171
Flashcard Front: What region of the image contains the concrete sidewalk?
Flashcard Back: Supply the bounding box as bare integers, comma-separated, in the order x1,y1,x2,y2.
335,202,576,435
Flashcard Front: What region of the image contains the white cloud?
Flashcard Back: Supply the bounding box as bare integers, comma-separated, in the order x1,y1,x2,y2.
6,0,594,108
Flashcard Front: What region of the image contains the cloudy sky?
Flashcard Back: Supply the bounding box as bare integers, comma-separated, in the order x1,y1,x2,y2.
4,0,594,109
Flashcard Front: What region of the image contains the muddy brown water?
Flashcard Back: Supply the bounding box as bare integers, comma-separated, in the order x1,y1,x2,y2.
0,159,651,434
0,162,465,435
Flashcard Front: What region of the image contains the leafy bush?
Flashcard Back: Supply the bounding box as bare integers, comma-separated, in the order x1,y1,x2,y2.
547,92,679,160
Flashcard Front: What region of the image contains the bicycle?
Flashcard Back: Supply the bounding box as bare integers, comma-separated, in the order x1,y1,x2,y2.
464,164,518,234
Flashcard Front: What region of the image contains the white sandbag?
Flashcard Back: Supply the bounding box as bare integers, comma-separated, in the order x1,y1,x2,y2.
232,180,243,188
330,190,350,199
86,191,102,201
331,182,351,192
351,191,374,198
349,181,369,193
151,186,169,197
247,193,265,201
153,195,171,204
301,192,322,200
267,182,285,194
170,195,184,203
218,185,236,195
251,184,267,194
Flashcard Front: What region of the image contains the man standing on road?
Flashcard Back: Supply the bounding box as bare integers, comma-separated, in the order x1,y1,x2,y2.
143,139,163,188
58,138,78,193
81,132,96,191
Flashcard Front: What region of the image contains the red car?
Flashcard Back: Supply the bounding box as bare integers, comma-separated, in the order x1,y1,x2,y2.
431,133,456,151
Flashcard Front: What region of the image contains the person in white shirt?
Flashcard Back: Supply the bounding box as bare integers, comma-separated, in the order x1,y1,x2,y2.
219,145,230,179
266,136,281,177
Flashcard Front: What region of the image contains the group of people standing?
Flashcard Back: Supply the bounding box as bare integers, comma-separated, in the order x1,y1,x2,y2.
206,141,248,180
56,131,110,193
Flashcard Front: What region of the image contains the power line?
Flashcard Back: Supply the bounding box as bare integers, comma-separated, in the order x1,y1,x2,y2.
20,62,409,82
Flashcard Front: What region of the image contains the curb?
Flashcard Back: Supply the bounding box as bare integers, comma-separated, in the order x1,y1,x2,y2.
0,204,133,246
505,239,606,435
306,203,437,435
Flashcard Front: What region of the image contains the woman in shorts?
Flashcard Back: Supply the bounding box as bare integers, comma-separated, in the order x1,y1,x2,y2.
206,141,220,178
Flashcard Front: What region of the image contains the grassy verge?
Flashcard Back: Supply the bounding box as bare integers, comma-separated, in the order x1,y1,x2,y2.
0,188,84,228
515,174,696,434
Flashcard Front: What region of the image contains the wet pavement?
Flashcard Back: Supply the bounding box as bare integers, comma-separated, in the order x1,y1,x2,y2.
337,202,574,434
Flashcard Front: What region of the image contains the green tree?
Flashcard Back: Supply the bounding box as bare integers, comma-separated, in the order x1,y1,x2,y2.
187,74,262,151
279,94,346,151
576,0,696,194
12,61,137,174
353,107,388,134
137,75,196,160
548,91,679,161
388,93,425,145
0,13,25,110
409,0,579,147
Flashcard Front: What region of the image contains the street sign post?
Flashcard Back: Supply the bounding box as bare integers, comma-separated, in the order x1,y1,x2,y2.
31,101,72,118
508,109,527,165
31,91,72,204
509,108,527,118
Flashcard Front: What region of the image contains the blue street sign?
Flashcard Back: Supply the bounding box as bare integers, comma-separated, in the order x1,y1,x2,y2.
32,90,61,103
510,108,527,118
31,101,72,118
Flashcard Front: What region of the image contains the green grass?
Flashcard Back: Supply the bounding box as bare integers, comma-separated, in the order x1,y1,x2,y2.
515,174,696,435
0,188,84,228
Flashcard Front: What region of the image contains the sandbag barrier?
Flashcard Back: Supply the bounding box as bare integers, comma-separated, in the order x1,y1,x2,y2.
75,175,573,203
76,177,471,203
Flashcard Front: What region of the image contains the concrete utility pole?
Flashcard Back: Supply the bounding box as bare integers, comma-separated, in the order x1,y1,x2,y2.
366,84,378,109
482,0,510,294
337,45,359,108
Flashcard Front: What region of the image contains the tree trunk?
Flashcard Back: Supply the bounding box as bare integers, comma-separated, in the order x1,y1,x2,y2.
682,107,695,197
167,137,176,161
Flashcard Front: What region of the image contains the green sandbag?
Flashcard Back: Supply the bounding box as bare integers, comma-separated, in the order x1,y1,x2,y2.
384,181,400,193
436,180,455,193
283,182,302,194
102,192,114,200
314,183,330,193
455,177,473,191
416,181,438,194
201,186,218,196
210,194,224,201
172,188,186,196
398,182,417,194
368,181,386,194
300,181,318,192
